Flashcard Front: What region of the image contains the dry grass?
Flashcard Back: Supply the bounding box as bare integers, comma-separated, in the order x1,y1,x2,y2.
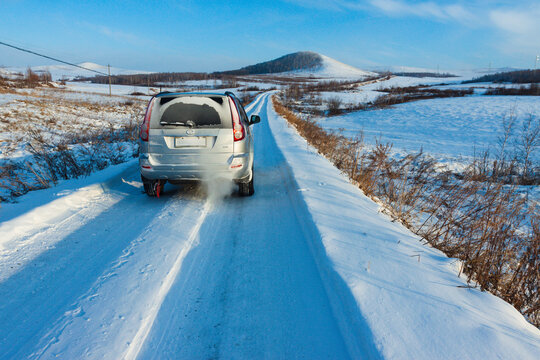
0,89,145,201
273,95,539,327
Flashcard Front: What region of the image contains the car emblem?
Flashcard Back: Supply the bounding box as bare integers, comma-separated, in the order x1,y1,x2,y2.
186,129,195,135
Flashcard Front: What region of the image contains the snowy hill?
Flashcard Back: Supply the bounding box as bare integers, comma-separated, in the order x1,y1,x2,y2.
220,51,375,79
3,62,152,81
309,54,376,78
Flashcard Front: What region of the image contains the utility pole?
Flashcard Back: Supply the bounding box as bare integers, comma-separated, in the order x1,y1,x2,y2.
108,64,112,96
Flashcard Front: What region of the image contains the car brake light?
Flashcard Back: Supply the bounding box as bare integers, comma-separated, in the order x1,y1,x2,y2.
228,96,245,142
140,98,155,142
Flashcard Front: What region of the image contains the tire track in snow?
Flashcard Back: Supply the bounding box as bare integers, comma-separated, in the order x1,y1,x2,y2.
122,199,212,360
0,169,208,359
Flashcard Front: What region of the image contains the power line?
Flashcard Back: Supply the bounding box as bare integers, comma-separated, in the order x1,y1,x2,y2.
0,40,108,76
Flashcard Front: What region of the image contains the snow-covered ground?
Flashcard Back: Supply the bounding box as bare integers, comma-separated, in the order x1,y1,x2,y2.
362,75,464,89
286,74,473,112
0,92,538,359
349,75,469,104
316,95,540,166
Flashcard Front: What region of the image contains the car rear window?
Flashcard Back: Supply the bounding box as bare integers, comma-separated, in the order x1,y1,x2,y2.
158,97,224,128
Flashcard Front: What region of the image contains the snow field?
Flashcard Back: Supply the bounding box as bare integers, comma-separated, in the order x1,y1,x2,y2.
316,95,540,165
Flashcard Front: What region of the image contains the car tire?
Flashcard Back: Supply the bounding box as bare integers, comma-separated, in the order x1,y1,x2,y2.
142,176,164,197
239,172,254,197
143,182,156,196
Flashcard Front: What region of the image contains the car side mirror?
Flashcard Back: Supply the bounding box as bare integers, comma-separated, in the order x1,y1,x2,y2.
249,115,261,125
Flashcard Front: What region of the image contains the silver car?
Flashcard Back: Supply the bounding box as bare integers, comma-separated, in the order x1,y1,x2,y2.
139,91,260,197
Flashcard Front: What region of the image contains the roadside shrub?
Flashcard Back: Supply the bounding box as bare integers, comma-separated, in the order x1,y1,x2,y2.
39,71,52,83
326,97,342,115
25,67,40,86
466,112,540,185
0,119,139,202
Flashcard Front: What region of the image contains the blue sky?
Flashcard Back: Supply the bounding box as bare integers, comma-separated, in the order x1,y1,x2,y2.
1,0,539,72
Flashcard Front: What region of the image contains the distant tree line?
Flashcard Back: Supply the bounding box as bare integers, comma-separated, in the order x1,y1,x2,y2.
464,69,540,84
392,72,458,78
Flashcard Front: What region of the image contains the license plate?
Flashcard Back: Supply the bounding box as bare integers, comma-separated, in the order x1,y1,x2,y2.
175,136,206,147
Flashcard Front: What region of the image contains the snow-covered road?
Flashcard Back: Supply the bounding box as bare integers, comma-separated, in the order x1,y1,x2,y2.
1,93,539,359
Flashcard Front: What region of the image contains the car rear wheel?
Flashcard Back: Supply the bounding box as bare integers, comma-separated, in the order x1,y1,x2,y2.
238,172,254,197
142,176,165,197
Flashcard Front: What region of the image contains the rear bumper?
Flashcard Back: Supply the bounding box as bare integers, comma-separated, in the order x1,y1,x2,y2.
139,153,252,182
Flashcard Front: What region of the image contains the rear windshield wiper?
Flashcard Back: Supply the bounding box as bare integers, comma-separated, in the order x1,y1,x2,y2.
160,120,197,128
160,121,186,126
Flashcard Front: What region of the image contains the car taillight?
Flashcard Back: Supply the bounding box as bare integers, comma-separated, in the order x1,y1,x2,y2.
140,98,155,142
228,96,245,142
